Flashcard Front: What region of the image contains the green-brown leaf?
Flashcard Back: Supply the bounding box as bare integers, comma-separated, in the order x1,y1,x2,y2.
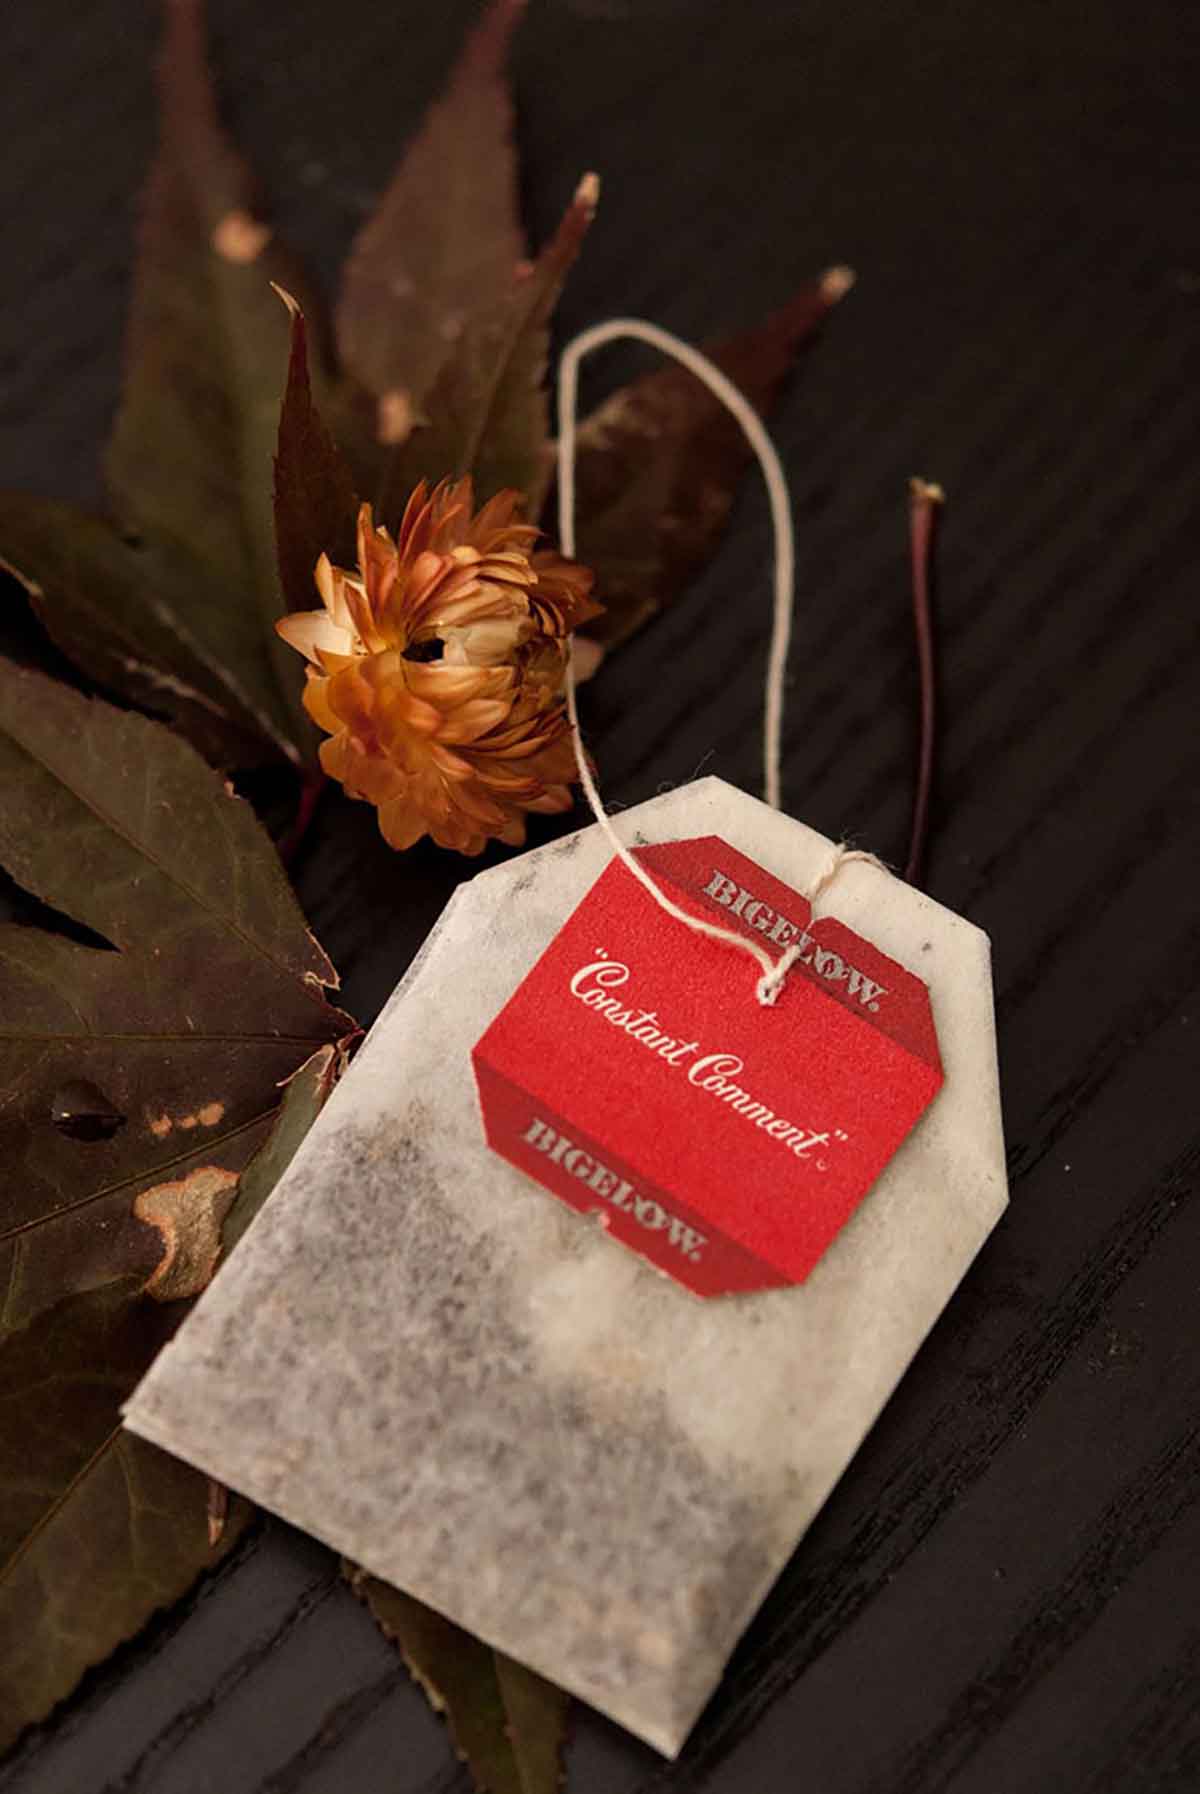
0,1282,251,1754
0,493,289,767
104,0,322,761
273,291,361,618
0,660,350,1338
221,1043,344,1255
378,173,599,520
571,269,854,648
334,0,527,419
0,1050,336,1752
347,1567,569,1794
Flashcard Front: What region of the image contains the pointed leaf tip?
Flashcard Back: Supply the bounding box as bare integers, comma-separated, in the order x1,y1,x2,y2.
346,1569,569,1794
107,0,328,762
274,301,360,619
270,281,302,319
377,173,597,514
211,210,272,264
910,475,946,504
572,271,848,648
820,264,856,302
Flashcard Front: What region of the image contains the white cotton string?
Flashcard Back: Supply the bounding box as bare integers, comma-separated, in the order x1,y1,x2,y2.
556,317,880,1007
558,318,793,809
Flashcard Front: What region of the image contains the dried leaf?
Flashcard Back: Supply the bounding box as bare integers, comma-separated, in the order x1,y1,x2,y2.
0,660,351,1339
0,1052,336,1752
379,173,599,519
0,1283,250,1754
571,268,854,648
0,494,287,767
347,1567,569,1794
222,1044,344,1255
335,0,527,415
104,0,324,762
134,1165,240,1301
493,1655,570,1794
272,290,360,618
464,172,599,509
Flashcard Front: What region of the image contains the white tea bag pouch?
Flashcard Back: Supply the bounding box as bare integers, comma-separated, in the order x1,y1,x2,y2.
124,326,1007,1756
124,779,1005,1755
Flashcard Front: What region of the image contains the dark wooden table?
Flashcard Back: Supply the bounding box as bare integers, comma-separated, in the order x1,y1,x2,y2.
3,1,1198,1789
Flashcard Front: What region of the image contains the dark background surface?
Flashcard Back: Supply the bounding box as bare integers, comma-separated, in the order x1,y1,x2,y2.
2,0,1199,1789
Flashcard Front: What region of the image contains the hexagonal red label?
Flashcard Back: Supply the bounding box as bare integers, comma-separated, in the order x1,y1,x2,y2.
473,836,943,1297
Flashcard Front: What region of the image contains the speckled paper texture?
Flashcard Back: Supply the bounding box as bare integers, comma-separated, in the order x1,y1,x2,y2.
124,777,1007,1756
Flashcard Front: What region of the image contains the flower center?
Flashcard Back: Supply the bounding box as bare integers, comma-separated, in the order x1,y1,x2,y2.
402,637,444,663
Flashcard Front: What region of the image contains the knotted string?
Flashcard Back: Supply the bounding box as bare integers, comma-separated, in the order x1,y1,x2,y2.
556,317,881,1005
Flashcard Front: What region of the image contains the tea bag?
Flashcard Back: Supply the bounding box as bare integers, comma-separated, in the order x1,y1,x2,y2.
124,774,1006,1756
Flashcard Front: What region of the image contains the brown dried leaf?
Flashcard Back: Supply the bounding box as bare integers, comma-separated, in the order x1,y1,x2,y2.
572,268,854,648
221,1044,344,1256
272,289,360,618
104,0,327,762
0,1050,337,1753
134,1165,240,1301
335,0,527,412
378,173,599,520
0,661,351,1340
0,494,288,768
0,1284,252,1755
347,1566,569,1794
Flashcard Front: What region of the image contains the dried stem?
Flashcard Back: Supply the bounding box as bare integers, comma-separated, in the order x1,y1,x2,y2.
279,769,328,868
206,1477,229,1548
905,478,945,886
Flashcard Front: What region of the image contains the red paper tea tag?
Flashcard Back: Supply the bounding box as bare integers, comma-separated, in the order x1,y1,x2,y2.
473,835,943,1297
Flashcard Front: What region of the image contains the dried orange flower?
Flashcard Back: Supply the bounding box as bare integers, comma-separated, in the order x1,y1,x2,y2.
276,478,602,855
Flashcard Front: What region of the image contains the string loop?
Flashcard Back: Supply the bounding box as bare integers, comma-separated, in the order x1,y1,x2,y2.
556,318,881,1005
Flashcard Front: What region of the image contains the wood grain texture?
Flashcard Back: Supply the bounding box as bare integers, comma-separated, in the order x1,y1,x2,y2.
1,0,1197,1789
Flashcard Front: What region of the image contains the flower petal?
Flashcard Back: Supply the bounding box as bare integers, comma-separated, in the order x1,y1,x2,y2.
440,617,530,667
314,553,361,637
301,671,340,735
276,608,358,667
291,477,603,857
378,795,431,851
404,661,511,705
436,698,517,744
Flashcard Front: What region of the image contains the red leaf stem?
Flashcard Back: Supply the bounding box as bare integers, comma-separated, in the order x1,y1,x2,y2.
904,477,944,886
